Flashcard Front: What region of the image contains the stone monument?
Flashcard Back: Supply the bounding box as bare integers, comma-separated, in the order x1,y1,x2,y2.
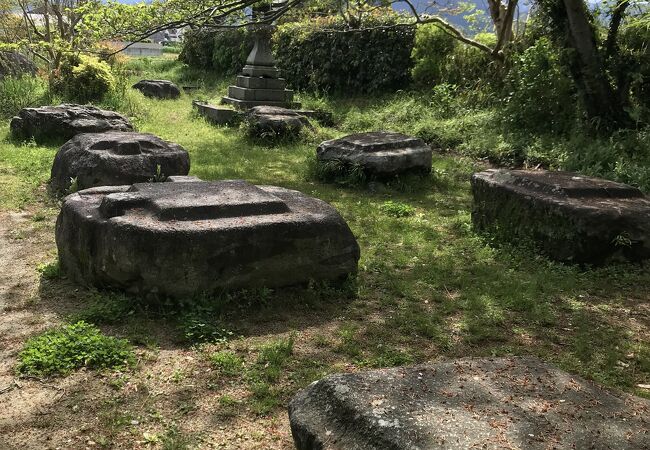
221,5,297,109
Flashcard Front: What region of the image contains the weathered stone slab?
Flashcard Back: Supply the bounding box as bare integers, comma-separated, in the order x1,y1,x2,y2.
192,101,243,126
289,357,650,450
246,106,310,139
56,180,360,297
132,79,181,99
10,104,133,142
317,132,432,177
50,132,190,193
471,169,650,264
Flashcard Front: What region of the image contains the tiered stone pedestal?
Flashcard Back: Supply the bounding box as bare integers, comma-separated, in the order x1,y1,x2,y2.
222,74,298,110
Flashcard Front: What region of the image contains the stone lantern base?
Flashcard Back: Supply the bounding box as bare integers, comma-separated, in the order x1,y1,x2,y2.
221,72,299,110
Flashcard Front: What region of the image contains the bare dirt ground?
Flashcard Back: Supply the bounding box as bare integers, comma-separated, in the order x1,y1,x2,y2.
0,212,296,449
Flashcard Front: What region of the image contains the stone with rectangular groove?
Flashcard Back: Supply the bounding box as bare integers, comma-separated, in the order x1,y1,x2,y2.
50,132,190,194
56,180,360,297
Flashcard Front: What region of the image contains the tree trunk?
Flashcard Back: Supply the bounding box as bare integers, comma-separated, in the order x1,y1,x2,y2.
488,0,514,43
561,0,629,128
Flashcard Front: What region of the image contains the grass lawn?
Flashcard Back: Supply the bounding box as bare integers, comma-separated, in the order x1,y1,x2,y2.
0,58,648,449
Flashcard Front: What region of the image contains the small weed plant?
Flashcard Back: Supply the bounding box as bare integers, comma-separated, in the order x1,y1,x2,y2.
379,200,415,218
36,260,60,280
17,321,135,377
179,313,234,345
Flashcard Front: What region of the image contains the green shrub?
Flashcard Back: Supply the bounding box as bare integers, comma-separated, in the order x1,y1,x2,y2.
274,11,415,94
178,30,216,70
0,75,47,118
52,55,115,103
453,33,498,84
179,28,254,76
412,27,499,88
411,24,457,86
17,321,135,377
211,28,254,76
619,22,650,122
504,37,576,134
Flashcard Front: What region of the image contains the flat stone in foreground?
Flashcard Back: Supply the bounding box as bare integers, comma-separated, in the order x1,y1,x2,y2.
289,357,650,450
50,132,190,193
56,180,360,297
10,104,133,142
317,132,432,177
471,169,650,264
133,79,181,99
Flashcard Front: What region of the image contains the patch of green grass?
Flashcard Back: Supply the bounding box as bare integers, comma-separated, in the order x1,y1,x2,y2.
214,394,240,420
17,321,135,377
379,200,415,218
307,158,367,185
0,137,56,210
251,335,295,383
161,425,193,450
210,350,244,377
249,381,283,416
69,291,135,325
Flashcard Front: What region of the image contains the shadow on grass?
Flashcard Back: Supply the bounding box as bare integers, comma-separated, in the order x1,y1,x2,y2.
36,274,358,351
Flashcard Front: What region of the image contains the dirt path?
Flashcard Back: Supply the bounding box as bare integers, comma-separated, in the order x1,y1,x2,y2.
0,212,295,449
0,212,68,449
0,212,53,378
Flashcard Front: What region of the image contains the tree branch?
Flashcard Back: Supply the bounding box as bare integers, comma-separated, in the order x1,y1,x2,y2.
605,0,629,60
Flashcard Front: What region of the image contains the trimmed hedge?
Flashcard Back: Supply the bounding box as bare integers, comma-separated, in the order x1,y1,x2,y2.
179,13,415,94
274,14,415,94
179,28,254,76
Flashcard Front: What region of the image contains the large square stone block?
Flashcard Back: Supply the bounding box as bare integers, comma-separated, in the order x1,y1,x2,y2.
471,169,650,264
56,180,360,297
